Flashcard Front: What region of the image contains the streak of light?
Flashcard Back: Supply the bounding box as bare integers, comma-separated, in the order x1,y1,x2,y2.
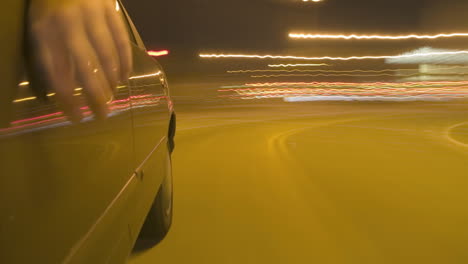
3,94,163,134
218,86,468,102
115,0,120,11
289,32,468,40
268,63,329,67
13,97,37,103
129,71,162,80
250,73,413,78
13,93,55,103
148,50,169,57
284,95,463,102
199,50,468,61
19,81,29,87
250,72,468,78
227,69,417,74
11,112,64,125
244,80,468,88
220,88,468,96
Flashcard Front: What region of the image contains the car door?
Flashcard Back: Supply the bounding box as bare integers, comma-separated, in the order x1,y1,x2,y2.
120,5,174,240
0,20,135,264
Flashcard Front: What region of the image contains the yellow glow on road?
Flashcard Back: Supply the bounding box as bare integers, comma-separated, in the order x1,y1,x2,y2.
268,63,329,67
289,32,468,40
200,50,468,61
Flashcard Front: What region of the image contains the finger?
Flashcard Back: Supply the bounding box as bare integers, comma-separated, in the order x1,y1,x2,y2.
82,1,119,92
31,18,83,123
58,10,113,120
104,0,132,82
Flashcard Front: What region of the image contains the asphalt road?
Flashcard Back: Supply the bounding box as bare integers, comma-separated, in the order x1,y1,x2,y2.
129,81,468,264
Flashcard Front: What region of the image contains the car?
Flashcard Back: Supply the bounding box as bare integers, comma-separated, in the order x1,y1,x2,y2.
0,1,176,263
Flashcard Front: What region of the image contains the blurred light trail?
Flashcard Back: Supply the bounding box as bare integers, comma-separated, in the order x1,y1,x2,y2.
303,0,323,2
289,32,468,40
228,65,468,74
250,72,468,78
13,93,56,103
129,71,162,80
148,50,169,57
19,81,29,87
13,97,36,103
284,95,464,102
269,63,329,67
244,80,468,88
227,68,417,74
386,47,468,64
200,50,468,61
250,73,413,78
218,86,468,102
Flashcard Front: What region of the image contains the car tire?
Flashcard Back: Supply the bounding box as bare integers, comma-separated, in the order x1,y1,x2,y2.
138,156,173,244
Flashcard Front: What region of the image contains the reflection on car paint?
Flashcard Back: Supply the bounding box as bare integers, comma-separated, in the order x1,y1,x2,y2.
1,72,166,137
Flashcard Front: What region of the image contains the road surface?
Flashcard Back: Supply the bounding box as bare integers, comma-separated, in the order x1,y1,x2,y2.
129,80,468,264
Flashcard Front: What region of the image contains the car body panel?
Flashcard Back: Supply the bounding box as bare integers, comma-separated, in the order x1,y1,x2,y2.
0,73,135,264
0,1,174,263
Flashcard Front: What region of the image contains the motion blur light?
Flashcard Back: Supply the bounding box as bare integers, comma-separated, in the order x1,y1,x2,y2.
228,68,416,74
148,50,170,57
268,63,329,67
289,32,468,40
200,50,468,61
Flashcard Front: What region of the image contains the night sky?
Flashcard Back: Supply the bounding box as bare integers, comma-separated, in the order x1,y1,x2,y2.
122,0,464,49
122,0,468,74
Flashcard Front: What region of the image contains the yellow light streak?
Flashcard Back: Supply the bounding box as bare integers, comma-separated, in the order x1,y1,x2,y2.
18,81,30,87
129,71,162,80
200,50,468,61
268,63,329,67
289,32,468,40
13,97,36,103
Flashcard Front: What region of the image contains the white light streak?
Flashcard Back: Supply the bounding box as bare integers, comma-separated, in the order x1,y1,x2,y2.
289,32,468,40
227,68,416,74
268,63,329,67
200,50,468,61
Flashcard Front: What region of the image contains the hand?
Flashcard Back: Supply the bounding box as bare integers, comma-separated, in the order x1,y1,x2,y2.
29,0,132,122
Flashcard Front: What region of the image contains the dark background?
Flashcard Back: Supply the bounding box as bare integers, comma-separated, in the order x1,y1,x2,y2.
122,0,468,77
